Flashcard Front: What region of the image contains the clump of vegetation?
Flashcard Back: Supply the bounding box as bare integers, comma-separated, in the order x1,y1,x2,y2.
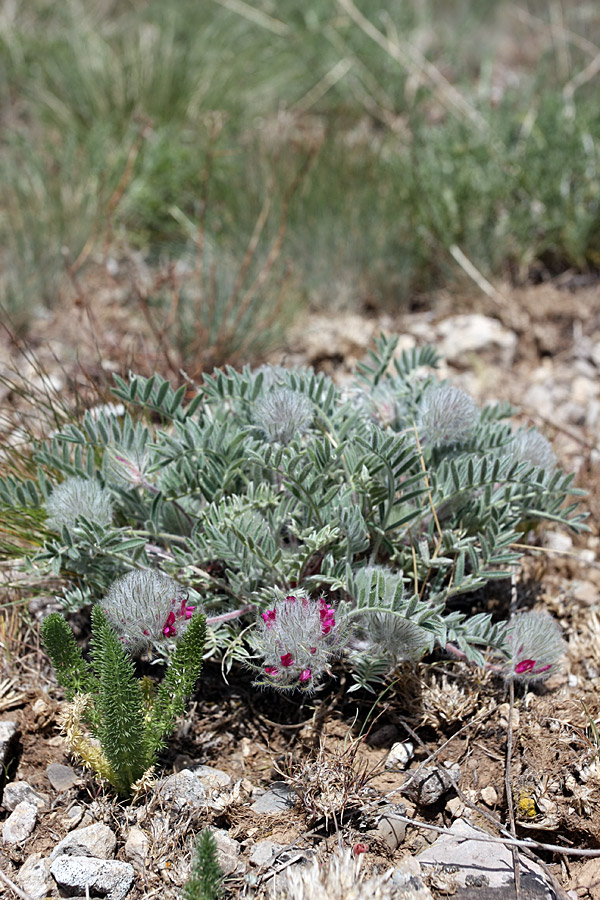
4,335,585,697
183,829,224,900
41,605,206,796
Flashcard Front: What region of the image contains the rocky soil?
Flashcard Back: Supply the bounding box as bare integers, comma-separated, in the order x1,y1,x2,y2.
2,279,600,899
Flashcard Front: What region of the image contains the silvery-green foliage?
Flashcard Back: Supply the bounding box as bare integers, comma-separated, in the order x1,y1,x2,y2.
418,384,478,446
102,569,197,653
510,429,557,470
102,429,153,489
3,336,587,692
253,386,313,444
45,476,113,533
504,610,566,682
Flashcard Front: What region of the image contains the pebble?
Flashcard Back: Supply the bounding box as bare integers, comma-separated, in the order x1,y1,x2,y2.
0,721,19,794
211,828,244,876
436,314,517,368
2,780,48,811
401,764,460,806
46,762,79,791
51,822,117,860
50,855,135,900
17,853,52,900
571,857,600,900
250,781,297,813
249,839,285,867
158,769,208,810
2,800,38,844
368,803,407,850
124,826,149,870
385,741,414,770
480,785,498,807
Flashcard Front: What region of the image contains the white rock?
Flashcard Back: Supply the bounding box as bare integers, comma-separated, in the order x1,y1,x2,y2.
481,785,498,807
17,853,52,900
385,741,414,770
417,818,553,891
211,828,244,876
51,822,117,860
0,721,18,778
46,762,79,791
401,764,460,806
193,764,232,789
50,856,134,900
250,781,296,813
2,781,48,811
437,314,517,368
124,826,149,870
249,839,285,867
158,769,208,810
544,531,573,553
369,804,407,850
2,800,38,844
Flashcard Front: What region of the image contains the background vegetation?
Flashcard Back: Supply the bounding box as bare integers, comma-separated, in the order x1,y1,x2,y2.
1,0,599,354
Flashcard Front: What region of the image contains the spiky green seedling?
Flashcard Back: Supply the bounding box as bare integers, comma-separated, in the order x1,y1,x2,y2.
183,829,224,900
41,604,206,796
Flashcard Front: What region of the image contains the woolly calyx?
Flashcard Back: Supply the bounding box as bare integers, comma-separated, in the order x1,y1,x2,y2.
510,429,557,470
253,387,313,445
363,611,432,665
504,611,566,682
45,476,113,533
103,442,153,489
418,384,478,446
250,590,348,692
102,569,196,653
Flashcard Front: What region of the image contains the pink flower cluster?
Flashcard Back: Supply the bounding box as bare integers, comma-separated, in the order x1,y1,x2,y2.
162,597,196,638
253,591,346,692
505,611,565,683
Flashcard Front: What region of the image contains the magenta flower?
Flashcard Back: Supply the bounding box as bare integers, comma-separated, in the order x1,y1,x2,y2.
505,612,566,682
250,589,348,692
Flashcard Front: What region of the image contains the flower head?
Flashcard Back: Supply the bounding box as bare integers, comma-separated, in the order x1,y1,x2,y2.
45,477,113,533
102,570,196,653
509,429,557,470
418,384,478,446
103,439,153,489
253,388,313,445
250,590,348,692
504,611,566,682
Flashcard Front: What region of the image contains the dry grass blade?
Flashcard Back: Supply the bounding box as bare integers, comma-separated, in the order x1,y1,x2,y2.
0,677,26,712
337,0,489,134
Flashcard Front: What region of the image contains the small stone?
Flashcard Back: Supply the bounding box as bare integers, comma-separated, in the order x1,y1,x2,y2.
437,314,517,368
50,856,134,900
51,822,117,860
385,741,414,770
65,805,85,829
365,723,399,748
446,797,464,818
572,581,597,606
401,765,460,806
417,818,555,893
481,785,498,807
498,703,520,729
211,828,244,876
544,532,573,554
0,721,19,798
125,826,149,870
158,770,208,810
250,781,296,814
249,839,285,867
17,853,52,900
2,800,38,844
2,781,48,811
46,762,79,791
573,857,600,900
369,803,407,851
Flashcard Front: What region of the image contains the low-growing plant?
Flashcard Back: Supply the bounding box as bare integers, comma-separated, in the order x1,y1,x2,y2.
41,602,206,796
183,829,224,900
3,335,586,695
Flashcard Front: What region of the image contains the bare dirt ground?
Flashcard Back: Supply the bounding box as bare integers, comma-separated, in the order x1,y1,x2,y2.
1,277,600,898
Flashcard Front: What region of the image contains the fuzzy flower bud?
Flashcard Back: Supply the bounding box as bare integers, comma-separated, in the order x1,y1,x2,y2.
418,384,478,446
102,570,196,652
504,611,566,682
103,442,153,489
253,388,313,445
45,476,113,533
251,589,348,692
510,429,557,470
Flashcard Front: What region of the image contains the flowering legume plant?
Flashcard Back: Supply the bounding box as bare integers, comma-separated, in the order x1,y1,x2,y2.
1,335,585,691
